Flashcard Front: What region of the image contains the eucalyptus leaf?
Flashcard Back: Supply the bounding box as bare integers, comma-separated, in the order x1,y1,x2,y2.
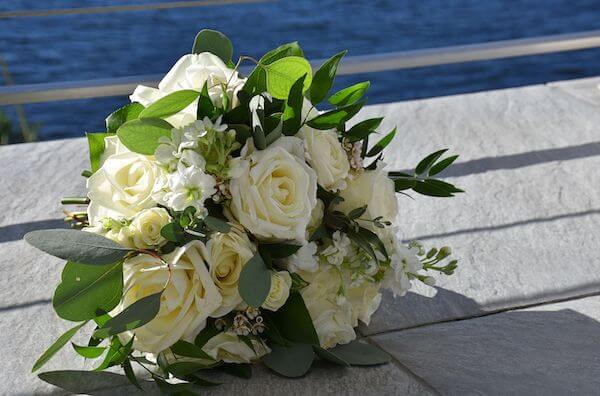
203,216,231,233
262,343,314,378
94,291,162,338
413,180,454,197
265,56,312,100
366,127,396,157
194,323,220,348
139,90,200,119
415,149,448,175
307,101,364,130
313,345,350,367
32,321,87,372
155,376,201,395
71,343,105,359
328,81,370,106
345,117,383,141
86,133,109,173
429,154,459,176
116,118,173,155
238,254,271,308
272,292,319,345
53,261,123,321
192,29,233,63
106,102,144,134
24,229,132,265
282,75,306,135
94,336,133,371
308,50,347,105
329,340,390,365
171,340,214,361
394,178,416,192
38,370,139,394
348,205,367,220
122,359,143,391
219,363,253,379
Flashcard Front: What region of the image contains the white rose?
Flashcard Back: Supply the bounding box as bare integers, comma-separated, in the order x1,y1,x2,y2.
298,128,349,192
202,332,270,364
346,280,382,326
300,264,356,348
335,166,398,233
262,271,292,311
229,139,318,242
285,242,318,273
117,241,221,353
129,207,172,249
130,53,246,127
206,225,256,317
87,152,160,225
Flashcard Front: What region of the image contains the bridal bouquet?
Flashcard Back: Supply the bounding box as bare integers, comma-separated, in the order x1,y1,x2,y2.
25,30,462,393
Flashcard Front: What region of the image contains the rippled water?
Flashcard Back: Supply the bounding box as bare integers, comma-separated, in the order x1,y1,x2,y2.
1,0,599,141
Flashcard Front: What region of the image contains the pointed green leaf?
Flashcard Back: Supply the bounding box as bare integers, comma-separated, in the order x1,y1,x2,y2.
265,56,312,99
313,345,350,367
329,340,390,365
116,118,173,155
197,82,215,119
412,180,453,197
328,81,370,107
366,127,396,157
394,178,416,192
53,261,123,321
282,75,306,135
38,370,138,394
24,229,132,265
219,363,252,379
86,133,109,172
203,216,231,233
139,90,200,119
308,50,347,105
71,343,105,359
345,117,383,141
32,321,87,372
94,291,162,338
307,101,365,130
272,292,319,345
106,102,144,134
122,359,143,391
192,29,233,63
415,149,448,175
348,205,367,220
263,343,314,378
171,340,214,361
429,155,459,176
238,254,271,308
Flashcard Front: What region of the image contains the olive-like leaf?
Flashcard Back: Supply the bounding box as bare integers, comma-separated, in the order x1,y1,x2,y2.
345,117,383,141
263,343,314,378
24,229,132,265
307,101,365,130
139,90,200,119
415,149,448,175
53,261,123,321
366,127,397,157
116,118,173,155
170,340,214,361
71,343,105,359
429,155,459,176
308,50,347,105
86,133,109,173
238,254,271,308
32,321,87,372
94,292,162,338
192,29,233,63
38,370,140,394
271,292,320,345
328,81,370,106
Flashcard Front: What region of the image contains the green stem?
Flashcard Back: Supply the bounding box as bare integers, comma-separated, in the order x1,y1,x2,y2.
61,197,90,205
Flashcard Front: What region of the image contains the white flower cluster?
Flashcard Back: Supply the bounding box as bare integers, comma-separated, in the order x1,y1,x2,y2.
82,51,441,360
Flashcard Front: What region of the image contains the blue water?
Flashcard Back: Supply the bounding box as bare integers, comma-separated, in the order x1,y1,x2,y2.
1,0,600,142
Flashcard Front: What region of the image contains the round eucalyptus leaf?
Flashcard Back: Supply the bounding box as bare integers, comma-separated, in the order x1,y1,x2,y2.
263,343,314,378
238,254,271,308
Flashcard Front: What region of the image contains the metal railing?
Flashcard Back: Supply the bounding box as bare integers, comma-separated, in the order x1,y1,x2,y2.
1,30,600,106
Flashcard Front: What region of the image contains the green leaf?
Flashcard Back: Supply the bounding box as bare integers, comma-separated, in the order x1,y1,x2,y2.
192,29,233,64
429,155,459,176
105,102,144,134
413,180,453,197
86,133,108,173
203,216,231,233
263,343,314,378
348,205,367,220
329,340,390,365
243,42,304,95
238,254,271,308
32,321,87,372
393,178,416,192
155,376,201,395
194,323,221,348
219,363,252,379
258,243,302,259
282,75,306,135
94,338,133,371
117,118,173,155
366,127,396,157
313,345,350,367
167,361,220,378
427,178,464,193
328,81,370,106
122,359,143,391
307,101,365,130
415,149,448,175
345,117,383,141
71,343,105,359
38,370,139,394
94,292,162,338
24,229,132,265
197,82,215,119
53,261,123,321
272,292,319,345
161,222,184,243
171,340,214,361
308,50,347,105
347,231,377,262
265,56,312,100
139,90,200,119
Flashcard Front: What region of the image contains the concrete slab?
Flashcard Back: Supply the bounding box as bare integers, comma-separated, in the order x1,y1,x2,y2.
371,296,600,395
547,76,600,106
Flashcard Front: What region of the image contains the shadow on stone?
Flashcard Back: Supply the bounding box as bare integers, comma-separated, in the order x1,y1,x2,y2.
0,219,65,243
